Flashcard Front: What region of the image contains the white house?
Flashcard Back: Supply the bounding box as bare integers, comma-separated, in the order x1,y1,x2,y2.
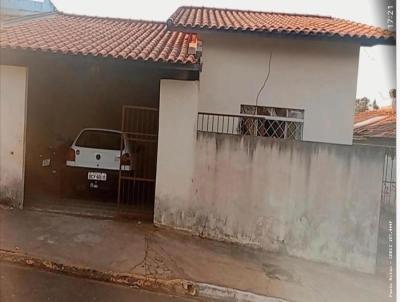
0,6,395,273
166,6,394,145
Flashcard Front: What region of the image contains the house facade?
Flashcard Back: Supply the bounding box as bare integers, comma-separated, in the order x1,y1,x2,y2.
197,34,359,144
166,6,394,145
0,6,395,273
156,7,395,273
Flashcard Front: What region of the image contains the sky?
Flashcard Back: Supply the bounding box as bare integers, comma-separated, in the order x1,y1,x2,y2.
51,0,396,106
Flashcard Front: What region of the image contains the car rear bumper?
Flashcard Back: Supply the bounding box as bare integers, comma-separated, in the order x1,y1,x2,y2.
66,161,132,171
63,166,119,192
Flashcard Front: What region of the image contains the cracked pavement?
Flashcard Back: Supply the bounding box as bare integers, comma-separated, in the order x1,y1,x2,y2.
0,208,392,302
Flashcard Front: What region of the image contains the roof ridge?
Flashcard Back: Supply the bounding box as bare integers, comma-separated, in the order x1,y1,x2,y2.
354,116,387,129
167,6,395,45
58,11,166,25
172,5,334,20
355,108,396,116
171,5,396,32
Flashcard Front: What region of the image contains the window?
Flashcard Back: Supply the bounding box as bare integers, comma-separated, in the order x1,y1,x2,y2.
239,105,304,140
75,130,122,150
196,106,304,140
240,105,304,119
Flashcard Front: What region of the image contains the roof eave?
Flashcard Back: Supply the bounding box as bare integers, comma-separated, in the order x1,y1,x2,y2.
0,46,201,71
167,25,396,46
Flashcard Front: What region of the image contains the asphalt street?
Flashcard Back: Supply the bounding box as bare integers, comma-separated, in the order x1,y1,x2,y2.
0,262,209,302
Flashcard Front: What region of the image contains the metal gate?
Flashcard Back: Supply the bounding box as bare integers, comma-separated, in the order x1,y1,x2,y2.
381,148,396,209
376,147,396,277
117,105,158,212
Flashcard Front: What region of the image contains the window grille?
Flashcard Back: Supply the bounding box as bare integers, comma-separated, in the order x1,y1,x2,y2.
197,112,303,140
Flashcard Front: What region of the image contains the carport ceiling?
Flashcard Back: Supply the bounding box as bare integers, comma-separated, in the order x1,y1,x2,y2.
0,12,200,69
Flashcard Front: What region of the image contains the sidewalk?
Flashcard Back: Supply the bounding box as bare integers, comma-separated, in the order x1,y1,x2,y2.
0,208,391,302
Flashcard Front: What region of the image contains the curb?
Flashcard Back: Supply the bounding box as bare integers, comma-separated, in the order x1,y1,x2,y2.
196,283,289,302
0,249,287,302
0,249,191,296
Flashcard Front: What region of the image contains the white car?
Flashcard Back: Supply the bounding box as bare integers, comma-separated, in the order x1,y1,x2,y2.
64,128,132,193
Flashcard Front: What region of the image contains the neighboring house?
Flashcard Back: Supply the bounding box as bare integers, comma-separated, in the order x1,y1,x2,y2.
354,105,397,279
0,0,56,20
0,6,396,273
354,107,396,146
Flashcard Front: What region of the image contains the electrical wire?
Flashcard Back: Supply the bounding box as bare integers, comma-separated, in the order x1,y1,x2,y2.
255,52,273,110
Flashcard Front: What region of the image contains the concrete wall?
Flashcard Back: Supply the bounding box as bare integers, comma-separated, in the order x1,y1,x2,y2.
155,130,386,273
0,65,28,207
155,79,199,215
198,33,360,145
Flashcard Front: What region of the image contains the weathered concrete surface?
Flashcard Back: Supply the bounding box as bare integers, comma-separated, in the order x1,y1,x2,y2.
155,133,386,273
0,208,391,302
0,65,28,208
156,79,199,217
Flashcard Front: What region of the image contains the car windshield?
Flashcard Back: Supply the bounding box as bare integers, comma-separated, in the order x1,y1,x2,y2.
75,130,122,150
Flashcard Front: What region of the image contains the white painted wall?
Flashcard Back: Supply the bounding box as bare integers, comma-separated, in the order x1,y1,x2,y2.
156,132,385,273
198,33,360,145
154,35,379,274
155,79,199,218
0,65,28,208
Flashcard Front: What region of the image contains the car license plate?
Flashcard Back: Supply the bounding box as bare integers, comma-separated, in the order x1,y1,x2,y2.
88,172,107,181
42,158,51,167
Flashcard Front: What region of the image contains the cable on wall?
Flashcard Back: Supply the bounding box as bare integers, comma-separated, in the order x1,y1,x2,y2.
255,52,273,110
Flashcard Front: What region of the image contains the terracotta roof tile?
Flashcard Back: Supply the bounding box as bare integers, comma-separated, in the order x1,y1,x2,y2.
354,109,396,138
0,13,198,64
354,108,394,123
167,6,395,45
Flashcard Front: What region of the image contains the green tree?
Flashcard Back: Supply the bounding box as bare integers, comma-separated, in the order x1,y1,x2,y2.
372,100,379,110
355,97,370,113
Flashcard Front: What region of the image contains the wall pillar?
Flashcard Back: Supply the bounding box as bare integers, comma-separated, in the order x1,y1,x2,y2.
0,65,28,208
154,79,199,225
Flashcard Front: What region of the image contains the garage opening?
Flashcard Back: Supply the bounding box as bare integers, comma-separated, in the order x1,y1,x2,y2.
1,49,197,220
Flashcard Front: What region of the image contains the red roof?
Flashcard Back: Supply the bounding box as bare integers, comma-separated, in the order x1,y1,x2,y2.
354,109,396,138
0,13,198,64
167,6,395,45
354,108,393,123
